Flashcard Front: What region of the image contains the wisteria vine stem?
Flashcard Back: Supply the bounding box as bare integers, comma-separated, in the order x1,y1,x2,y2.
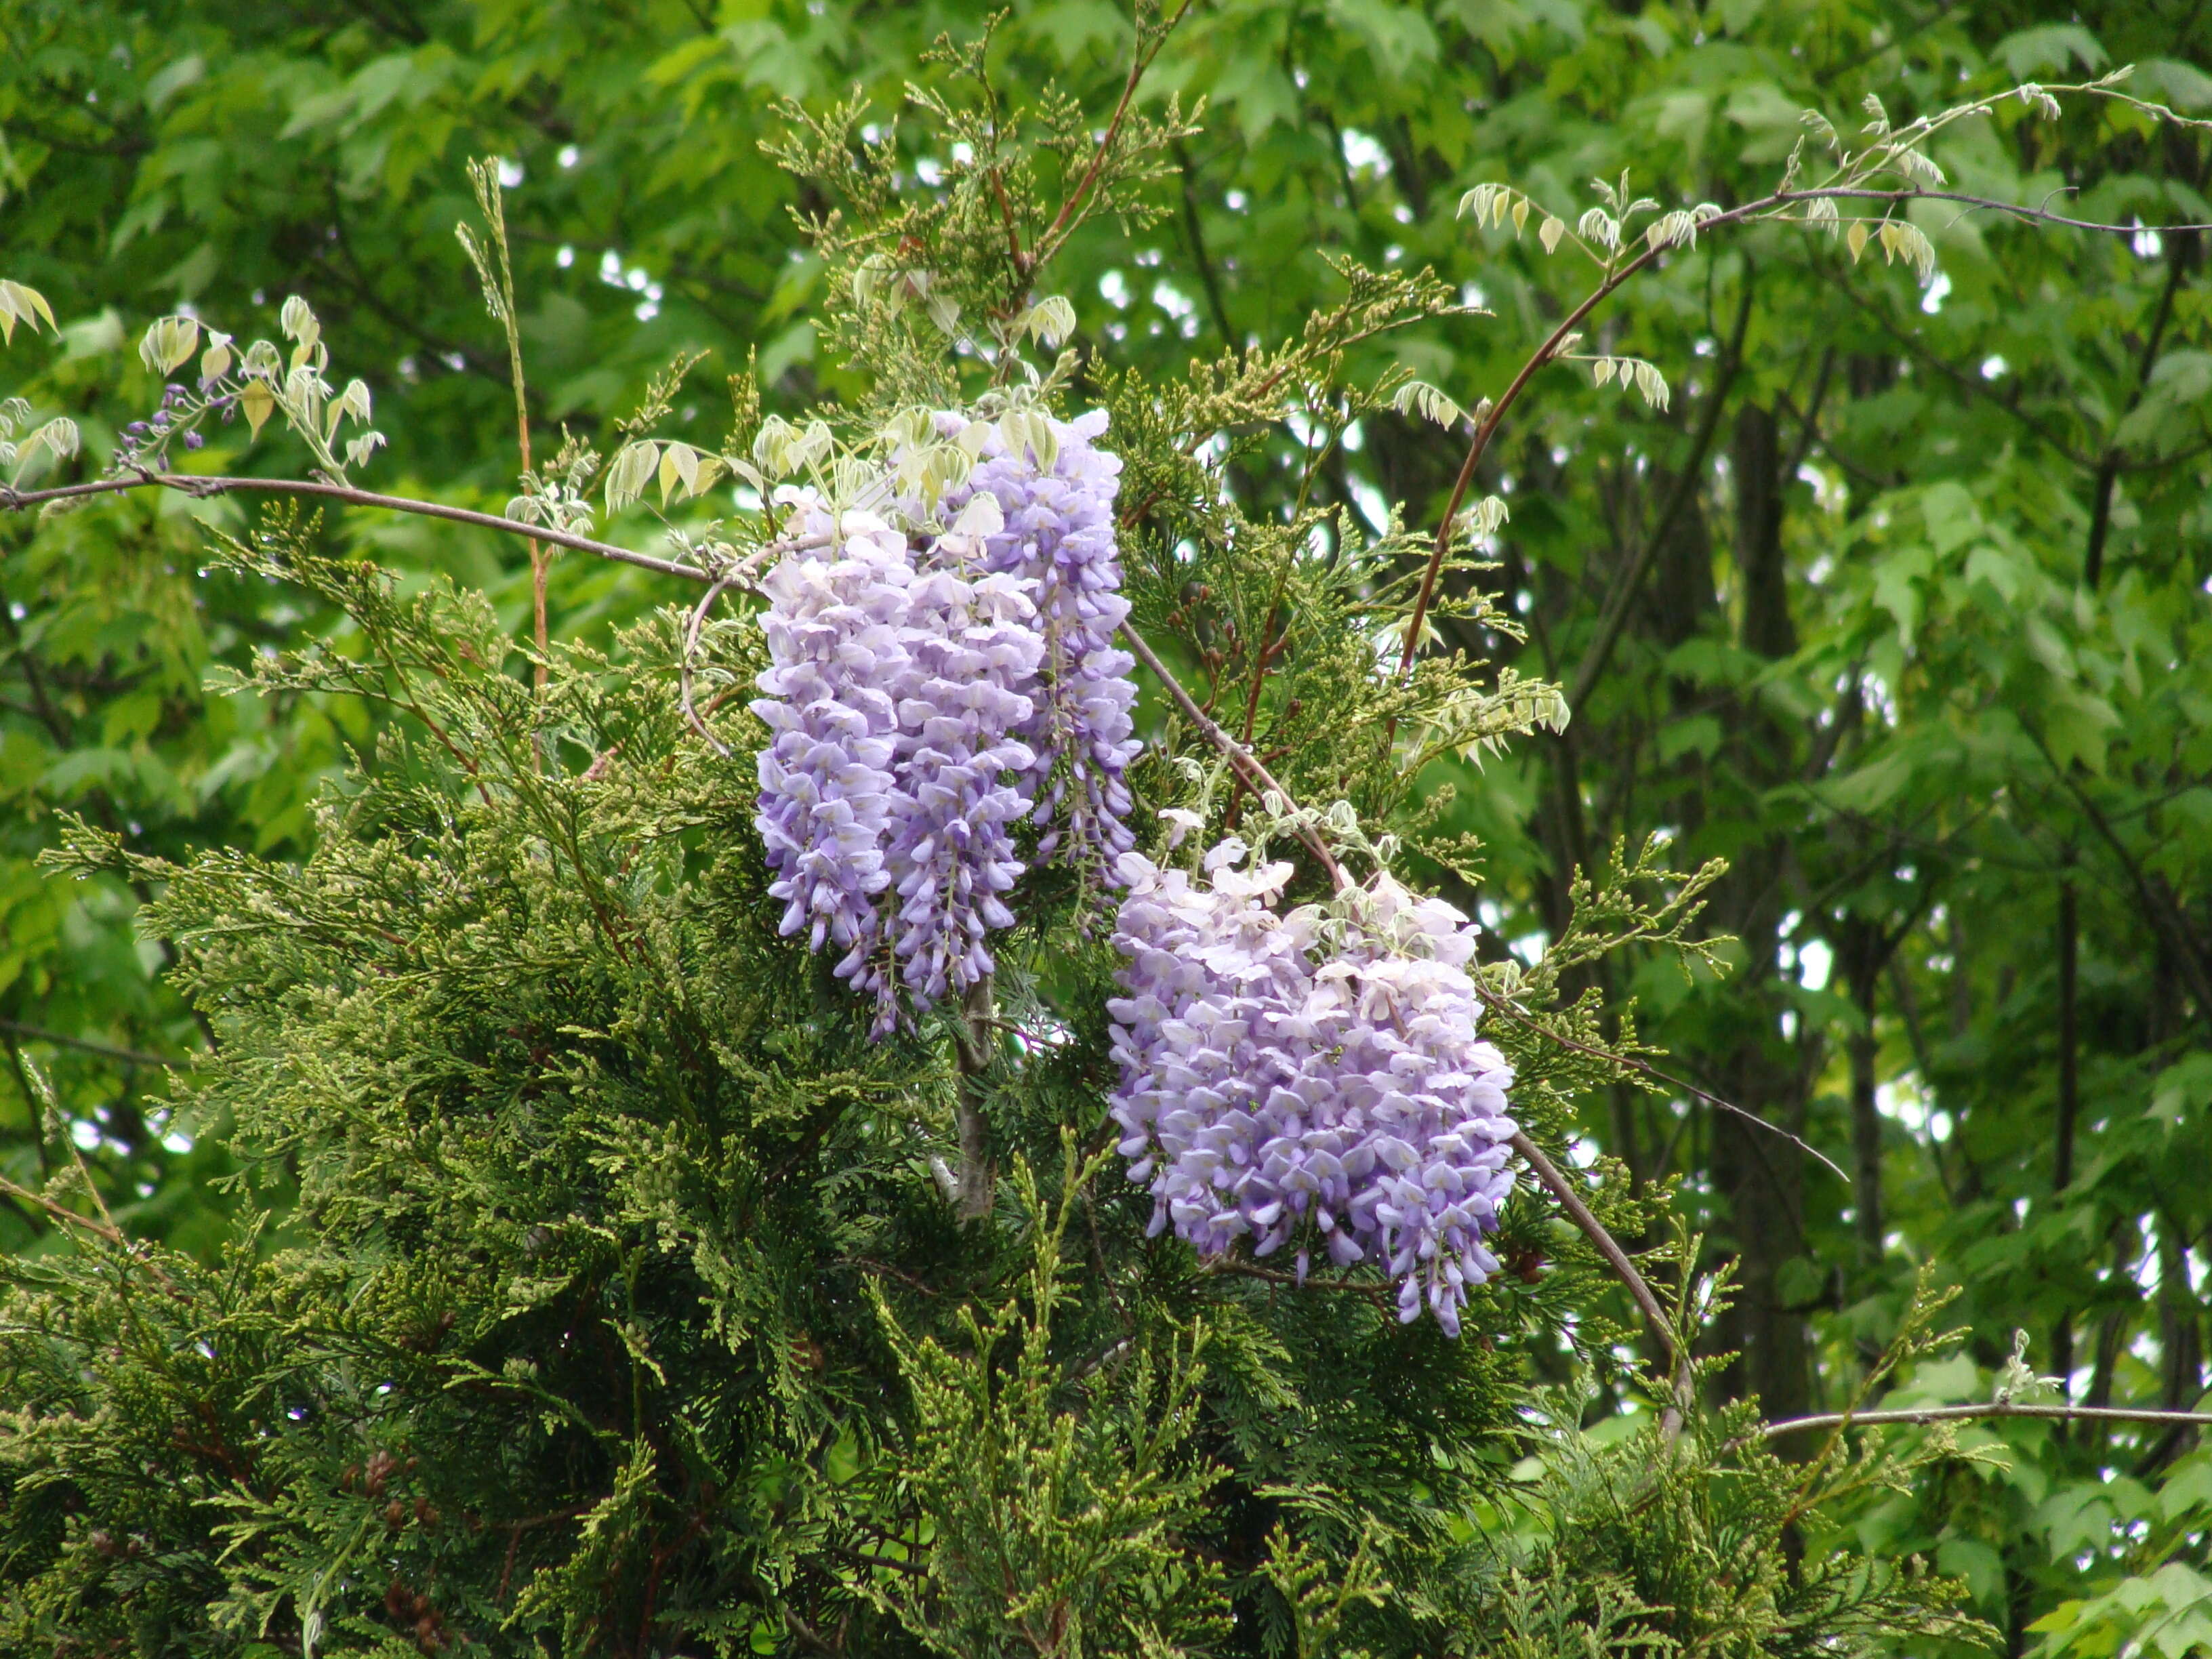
677,567,744,759
1113,623,1346,888
1511,1130,1692,1423
950,976,1000,1223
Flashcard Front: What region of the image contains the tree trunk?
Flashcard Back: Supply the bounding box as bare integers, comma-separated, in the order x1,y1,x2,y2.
1839,914,1887,1270
2053,877,2079,1392
1704,403,1811,1428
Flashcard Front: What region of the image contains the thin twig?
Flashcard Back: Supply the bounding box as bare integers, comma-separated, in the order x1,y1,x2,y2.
0,1174,128,1248
824,1541,927,1580
0,473,715,583
1563,266,1755,714
1028,0,1197,270
0,1019,181,1070
496,1503,592,1604
678,567,744,758
1805,184,2212,236
1202,1258,1397,1314
839,1256,945,1297
469,158,551,682
1760,1401,2212,1439
0,1174,180,1294
1510,1132,1690,1418
783,1609,845,1658
1478,984,1848,1183
1117,621,1345,888
1401,245,1668,683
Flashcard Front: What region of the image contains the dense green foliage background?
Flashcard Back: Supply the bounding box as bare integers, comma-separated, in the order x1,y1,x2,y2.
0,0,2209,1652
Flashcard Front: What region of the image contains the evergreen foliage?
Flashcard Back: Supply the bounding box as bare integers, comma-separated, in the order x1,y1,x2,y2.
1,511,1692,1654
0,1,2207,1654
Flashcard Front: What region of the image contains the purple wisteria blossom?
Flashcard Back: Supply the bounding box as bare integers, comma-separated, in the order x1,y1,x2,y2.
928,409,1141,892
1309,878,1519,1334
752,491,1048,1029
751,499,913,1026
883,563,1043,1010
1107,840,1519,1336
1105,838,1322,1245
753,413,1145,1027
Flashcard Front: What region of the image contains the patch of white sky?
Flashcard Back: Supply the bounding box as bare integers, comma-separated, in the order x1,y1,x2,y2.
1339,129,1391,174
1775,909,1834,992
598,249,663,321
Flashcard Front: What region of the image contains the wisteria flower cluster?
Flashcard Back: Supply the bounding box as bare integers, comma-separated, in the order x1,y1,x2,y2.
883,562,1043,1010
752,500,914,1022
1107,837,1519,1335
752,493,1044,1029
752,407,1137,1029
926,408,1141,891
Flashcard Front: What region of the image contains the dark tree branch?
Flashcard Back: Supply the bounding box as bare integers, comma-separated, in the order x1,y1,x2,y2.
1172,139,1235,342
1565,266,1755,713
2086,229,2195,589
2023,723,2212,1013
1117,623,1345,887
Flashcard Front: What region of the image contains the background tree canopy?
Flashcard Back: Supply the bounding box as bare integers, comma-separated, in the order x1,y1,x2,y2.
0,0,2209,1654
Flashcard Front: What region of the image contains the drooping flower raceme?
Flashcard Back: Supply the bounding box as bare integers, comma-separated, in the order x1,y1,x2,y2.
1104,838,1323,1253
930,409,1141,890
883,560,1043,1011
1107,840,1519,1336
752,499,913,1021
752,412,1143,1029
752,491,1050,1028
1305,876,1519,1334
